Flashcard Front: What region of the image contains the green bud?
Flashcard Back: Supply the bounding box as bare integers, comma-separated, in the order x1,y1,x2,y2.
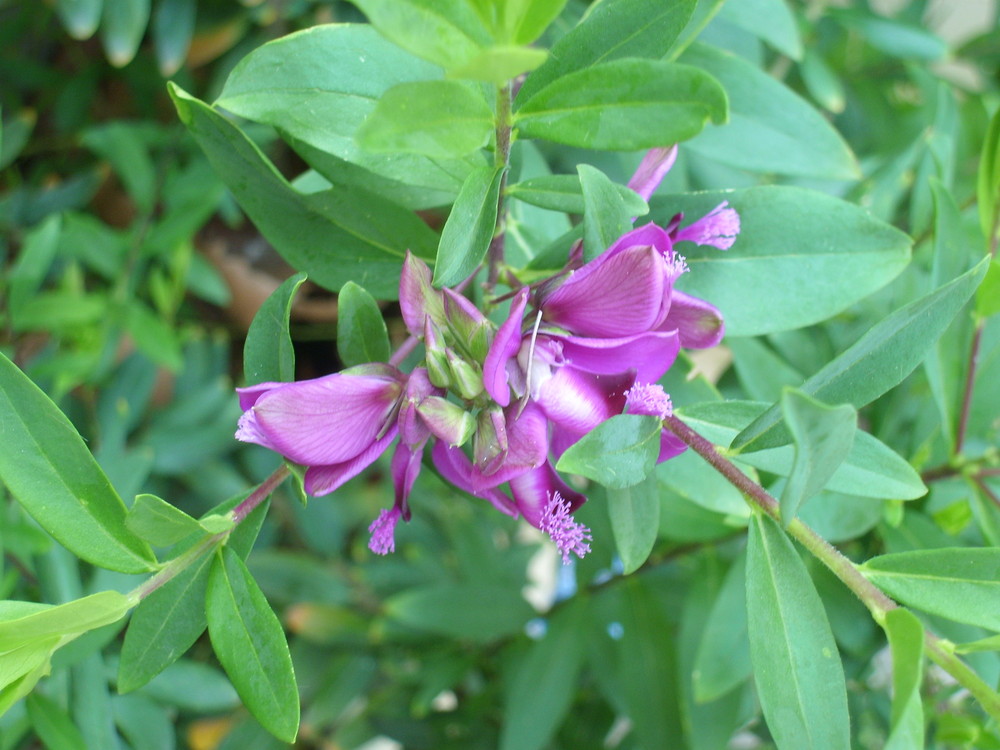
447,350,484,400
416,396,476,447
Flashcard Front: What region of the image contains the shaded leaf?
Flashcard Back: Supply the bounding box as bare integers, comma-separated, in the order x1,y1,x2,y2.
555,415,663,489
433,165,505,287
607,472,660,574
337,282,391,367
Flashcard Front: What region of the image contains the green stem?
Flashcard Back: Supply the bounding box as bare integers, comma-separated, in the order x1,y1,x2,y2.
130,465,290,602
486,84,513,291
663,414,1000,720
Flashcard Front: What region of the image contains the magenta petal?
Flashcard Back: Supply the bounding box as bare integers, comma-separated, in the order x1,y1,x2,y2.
390,441,423,516
542,245,664,337
303,424,399,496
659,290,724,349
237,382,285,411
657,429,687,463
627,146,678,201
536,367,632,435
252,372,403,465
399,251,444,337
604,222,673,259
560,329,680,383
483,287,529,406
508,462,586,529
431,442,519,517
674,201,740,250
235,409,274,449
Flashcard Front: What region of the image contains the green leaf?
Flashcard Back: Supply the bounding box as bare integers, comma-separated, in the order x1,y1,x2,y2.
693,553,751,702
100,0,150,67
0,353,157,573
862,549,1000,631
124,301,183,371
357,81,494,158
0,591,133,652
978,105,1000,240
216,24,478,200
678,401,926,500
244,273,306,385
578,164,633,262
607,472,660,574
499,599,587,750
448,45,548,84
779,390,857,525
126,494,232,547
732,260,988,451
337,282,391,367
883,608,925,750
654,187,911,337
502,0,567,44
680,44,858,179
0,108,35,171
717,0,801,59
118,496,270,694
347,0,490,69
152,0,195,76
516,0,698,103
0,637,61,715
55,0,103,39
976,259,1000,318
433,165,505,287
206,547,299,743
112,694,176,750
81,122,156,214
728,337,804,402
747,514,850,750
27,693,88,750
515,59,726,151
8,214,61,317
507,174,647,216
555,414,663,489
385,584,534,642
171,84,437,299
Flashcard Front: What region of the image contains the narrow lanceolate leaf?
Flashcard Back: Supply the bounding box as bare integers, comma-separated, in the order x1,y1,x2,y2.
779,389,857,525
499,599,587,750
207,547,299,743
502,0,567,44
0,353,157,573
346,0,490,70
507,174,647,217
126,493,229,547
977,87,1000,239
883,608,925,750
516,59,726,151
118,497,270,694
654,187,912,337
27,693,88,750
152,0,195,76
447,45,548,84
356,81,494,158
607,473,660,574
862,549,1000,631
681,43,857,179
55,0,103,39
170,84,437,299
216,25,478,200
747,514,850,750
578,164,633,262
337,282,391,367
516,0,698,103
677,401,926,501
555,415,663,489
433,165,505,287
100,0,150,67
118,551,214,694
693,553,751,702
244,273,306,385
0,592,133,651
732,259,988,451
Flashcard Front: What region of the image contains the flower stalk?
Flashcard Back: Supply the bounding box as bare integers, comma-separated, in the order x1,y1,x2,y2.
487,83,512,291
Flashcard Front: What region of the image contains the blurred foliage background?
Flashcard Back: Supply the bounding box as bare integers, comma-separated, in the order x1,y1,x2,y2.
2,0,1000,748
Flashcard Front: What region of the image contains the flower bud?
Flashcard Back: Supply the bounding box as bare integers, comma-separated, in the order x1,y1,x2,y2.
423,319,451,388
447,349,484,400
416,396,476,447
474,406,508,476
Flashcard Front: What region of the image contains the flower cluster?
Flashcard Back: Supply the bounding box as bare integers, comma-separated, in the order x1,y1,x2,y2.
236,149,739,562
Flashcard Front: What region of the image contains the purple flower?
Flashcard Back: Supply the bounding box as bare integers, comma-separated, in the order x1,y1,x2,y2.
627,145,678,201
236,363,406,496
